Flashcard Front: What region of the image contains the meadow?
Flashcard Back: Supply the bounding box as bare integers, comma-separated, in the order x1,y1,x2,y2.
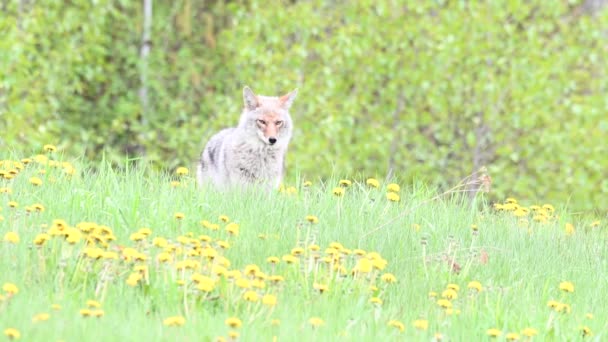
0,146,606,341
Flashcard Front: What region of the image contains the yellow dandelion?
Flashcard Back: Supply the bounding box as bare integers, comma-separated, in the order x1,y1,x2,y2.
366,178,380,188
580,326,593,337
228,331,239,339
486,328,502,337
8,201,18,208
262,294,277,307
428,291,438,298
309,317,325,327
3,231,19,244
339,179,352,187
506,332,520,341
43,144,57,152
163,316,186,326
387,319,405,332
225,317,242,329
413,319,429,331
32,312,50,322
565,223,575,236
386,192,400,202
436,299,452,309
175,167,189,176
225,222,239,236
126,273,143,287
80,308,92,317
86,300,102,308
282,254,298,264
51,304,62,311
305,215,319,224
332,187,345,197
0,187,12,194
152,237,168,248
3,283,19,295
170,181,181,187
29,176,43,186
291,247,305,256
174,212,185,220
467,281,483,292
369,297,383,305
243,290,259,302
559,281,574,293
380,273,397,283
441,289,458,300
387,183,400,192
585,313,594,319
266,256,280,264
446,284,460,292
271,319,281,326
521,328,538,337
354,258,373,273
590,220,601,228
313,283,329,294
3,328,20,340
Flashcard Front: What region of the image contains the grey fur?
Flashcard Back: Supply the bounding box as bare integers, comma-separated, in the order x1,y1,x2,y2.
197,86,298,190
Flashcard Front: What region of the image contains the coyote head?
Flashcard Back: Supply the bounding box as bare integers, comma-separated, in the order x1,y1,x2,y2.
239,86,298,147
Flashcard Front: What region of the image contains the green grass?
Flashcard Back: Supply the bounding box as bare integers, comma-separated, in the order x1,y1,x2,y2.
0,152,606,341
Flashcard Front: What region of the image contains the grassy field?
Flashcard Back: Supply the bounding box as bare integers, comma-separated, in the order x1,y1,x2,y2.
0,148,606,341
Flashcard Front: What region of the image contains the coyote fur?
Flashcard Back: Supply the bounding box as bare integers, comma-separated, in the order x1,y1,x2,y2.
196,86,298,190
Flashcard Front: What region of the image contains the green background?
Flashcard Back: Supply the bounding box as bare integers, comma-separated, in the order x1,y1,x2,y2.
1,0,607,211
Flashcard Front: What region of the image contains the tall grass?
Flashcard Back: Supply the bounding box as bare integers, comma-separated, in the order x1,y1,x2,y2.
0,151,605,341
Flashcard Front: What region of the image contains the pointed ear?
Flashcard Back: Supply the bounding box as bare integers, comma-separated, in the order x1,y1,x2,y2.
243,86,259,110
279,88,298,109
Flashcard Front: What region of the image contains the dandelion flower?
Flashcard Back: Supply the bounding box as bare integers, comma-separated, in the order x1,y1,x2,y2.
366,178,380,188
585,313,594,319
225,223,239,236
163,316,186,327
8,201,18,208
228,331,239,339
380,273,397,283
590,220,601,228
305,215,319,224
170,181,180,187
243,290,259,302
43,144,57,152
29,176,43,186
332,187,345,197
505,332,520,340
265,256,280,265
3,283,18,295
387,183,400,192
303,180,312,187
282,254,298,264
339,179,352,187
3,328,20,340
486,328,502,337
441,289,458,300
387,320,405,332
436,299,452,309
521,328,538,337
291,247,304,256
309,317,325,327
225,317,242,329
86,300,102,308
369,297,382,305
32,312,50,322
3,231,19,244
413,319,429,331
386,192,400,202
446,284,460,292
126,273,143,287
313,283,329,294
174,212,185,220
580,326,593,337
80,309,92,317
559,281,574,293
354,258,373,273
175,167,189,176
565,223,575,236
152,237,168,248
467,281,483,292
262,294,277,307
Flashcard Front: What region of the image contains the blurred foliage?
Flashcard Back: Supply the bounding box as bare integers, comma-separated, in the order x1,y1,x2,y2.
1,0,607,211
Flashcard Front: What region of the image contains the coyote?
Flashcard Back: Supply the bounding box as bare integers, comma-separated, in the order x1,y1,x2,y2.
197,86,298,189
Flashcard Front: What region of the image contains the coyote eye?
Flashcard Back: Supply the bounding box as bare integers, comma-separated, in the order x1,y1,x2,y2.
275,121,283,127
256,119,266,126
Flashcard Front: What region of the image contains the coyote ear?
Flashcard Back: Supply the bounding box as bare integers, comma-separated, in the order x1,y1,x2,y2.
243,86,259,110
279,88,298,109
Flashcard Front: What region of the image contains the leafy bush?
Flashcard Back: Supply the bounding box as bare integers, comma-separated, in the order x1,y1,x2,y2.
1,0,606,211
